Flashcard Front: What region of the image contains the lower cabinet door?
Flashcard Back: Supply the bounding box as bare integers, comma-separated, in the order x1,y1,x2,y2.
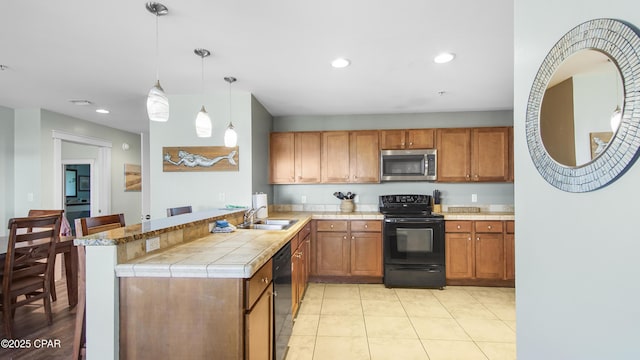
350,232,382,276
475,233,505,279
246,283,273,360
445,233,474,279
315,232,349,275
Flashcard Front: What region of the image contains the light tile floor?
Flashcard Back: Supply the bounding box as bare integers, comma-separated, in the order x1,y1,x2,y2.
286,283,516,360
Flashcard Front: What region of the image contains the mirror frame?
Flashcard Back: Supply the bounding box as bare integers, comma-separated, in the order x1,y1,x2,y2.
526,18,640,192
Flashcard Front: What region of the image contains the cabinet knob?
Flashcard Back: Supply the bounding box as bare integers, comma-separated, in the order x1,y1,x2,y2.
465,174,470,179
401,142,405,146
364,224,368,228
351,236,355,240
343,236,347,240
457,225,461,229
262,277,269,283
409,142,413,146
488,225,492,229
330,224,334,228
476,237,480,241
468,237,471,241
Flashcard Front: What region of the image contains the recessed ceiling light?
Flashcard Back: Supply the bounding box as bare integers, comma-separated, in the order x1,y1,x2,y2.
434,52,455,64
331,58,351,68
96,108,110,114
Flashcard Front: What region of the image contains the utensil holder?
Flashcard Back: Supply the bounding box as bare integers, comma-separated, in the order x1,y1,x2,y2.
433,204,442,213
340,199,355,213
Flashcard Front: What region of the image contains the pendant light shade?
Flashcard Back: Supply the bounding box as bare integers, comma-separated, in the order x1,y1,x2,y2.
224,76,238,147
146,2,170,122
224,123,237,147
196,105,212,137
610,105,622,132
194,48,212,138
147,80,169,122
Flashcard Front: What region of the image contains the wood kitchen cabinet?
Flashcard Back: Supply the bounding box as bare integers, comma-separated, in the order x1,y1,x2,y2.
380,129,435,150
291,222,311,316
119,259,273,359
436,127,510,182
445,220,513,286
321,130,380,183
270,132,321,184
313,220,382,280
505,221,515,280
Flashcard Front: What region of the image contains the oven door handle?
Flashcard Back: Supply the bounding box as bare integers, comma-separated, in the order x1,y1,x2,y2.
391,266,443,273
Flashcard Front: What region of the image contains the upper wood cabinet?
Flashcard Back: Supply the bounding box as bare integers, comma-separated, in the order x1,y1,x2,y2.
380,129,435,150
321,130,379,183
270,132,321,184
437,127,510,182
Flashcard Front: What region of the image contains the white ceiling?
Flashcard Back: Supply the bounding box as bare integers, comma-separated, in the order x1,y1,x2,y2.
0,0,514,134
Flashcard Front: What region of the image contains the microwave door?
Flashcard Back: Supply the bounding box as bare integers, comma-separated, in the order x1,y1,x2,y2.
380,150,437,181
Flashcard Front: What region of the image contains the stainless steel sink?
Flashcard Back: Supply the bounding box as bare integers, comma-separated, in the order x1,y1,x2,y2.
237,218,298,230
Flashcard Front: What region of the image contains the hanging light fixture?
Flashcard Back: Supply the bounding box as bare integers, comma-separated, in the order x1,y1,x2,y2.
146,2,170,122
194,49,212,138
224,76,238,147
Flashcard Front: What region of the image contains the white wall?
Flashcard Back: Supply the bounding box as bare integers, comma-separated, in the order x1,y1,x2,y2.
273,110,514,206
10,109,142,226
0,106,15,236
515,1,640,359
149,92,267,219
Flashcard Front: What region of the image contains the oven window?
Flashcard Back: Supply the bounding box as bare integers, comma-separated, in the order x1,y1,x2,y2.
396,228,433,254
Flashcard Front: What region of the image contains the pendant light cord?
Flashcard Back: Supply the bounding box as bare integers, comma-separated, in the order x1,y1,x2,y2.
155,14,160,81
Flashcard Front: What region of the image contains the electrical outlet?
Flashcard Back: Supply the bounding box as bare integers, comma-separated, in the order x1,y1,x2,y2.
218,192,226,201
471,194,478,203
146,237,160,252
301,195,307,204
27,192,34,202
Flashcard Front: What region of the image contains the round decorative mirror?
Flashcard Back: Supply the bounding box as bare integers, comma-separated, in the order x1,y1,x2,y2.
526,18,640,192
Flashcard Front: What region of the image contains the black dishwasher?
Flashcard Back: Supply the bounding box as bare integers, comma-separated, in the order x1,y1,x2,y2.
272,242,292,360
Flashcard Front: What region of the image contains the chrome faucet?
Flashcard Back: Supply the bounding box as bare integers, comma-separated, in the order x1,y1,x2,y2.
244,205,267,225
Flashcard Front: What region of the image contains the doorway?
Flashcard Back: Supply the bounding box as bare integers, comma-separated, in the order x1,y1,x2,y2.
63,163,92,235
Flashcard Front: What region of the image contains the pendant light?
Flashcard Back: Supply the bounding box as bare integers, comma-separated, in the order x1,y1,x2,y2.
146,2,170,122
224,76,238,147
194,49,212,138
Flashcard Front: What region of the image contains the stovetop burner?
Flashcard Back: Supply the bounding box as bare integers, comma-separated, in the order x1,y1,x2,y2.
379,194,437,216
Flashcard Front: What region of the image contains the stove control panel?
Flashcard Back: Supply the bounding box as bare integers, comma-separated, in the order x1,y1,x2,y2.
379,194,432,205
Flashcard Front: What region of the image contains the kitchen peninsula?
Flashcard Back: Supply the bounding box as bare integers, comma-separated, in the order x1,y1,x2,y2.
74,208,382,359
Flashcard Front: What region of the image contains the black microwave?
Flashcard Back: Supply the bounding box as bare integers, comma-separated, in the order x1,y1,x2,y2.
380,149,437,181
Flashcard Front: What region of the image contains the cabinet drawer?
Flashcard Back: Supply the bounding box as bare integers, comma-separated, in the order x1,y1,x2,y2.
316,220,348,232
350,220,381,232
445,221,472,233
290,233,300,255
506,221,514,234
246,259,272,310
299,221,311,239
475,221,503,233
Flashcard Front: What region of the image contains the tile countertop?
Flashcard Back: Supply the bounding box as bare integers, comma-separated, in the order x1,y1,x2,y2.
438,212,515,221
73,208,248,246
114,211,383,279
112,210,513,279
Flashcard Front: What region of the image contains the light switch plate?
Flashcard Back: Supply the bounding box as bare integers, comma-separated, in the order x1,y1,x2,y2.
471,194,478,203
